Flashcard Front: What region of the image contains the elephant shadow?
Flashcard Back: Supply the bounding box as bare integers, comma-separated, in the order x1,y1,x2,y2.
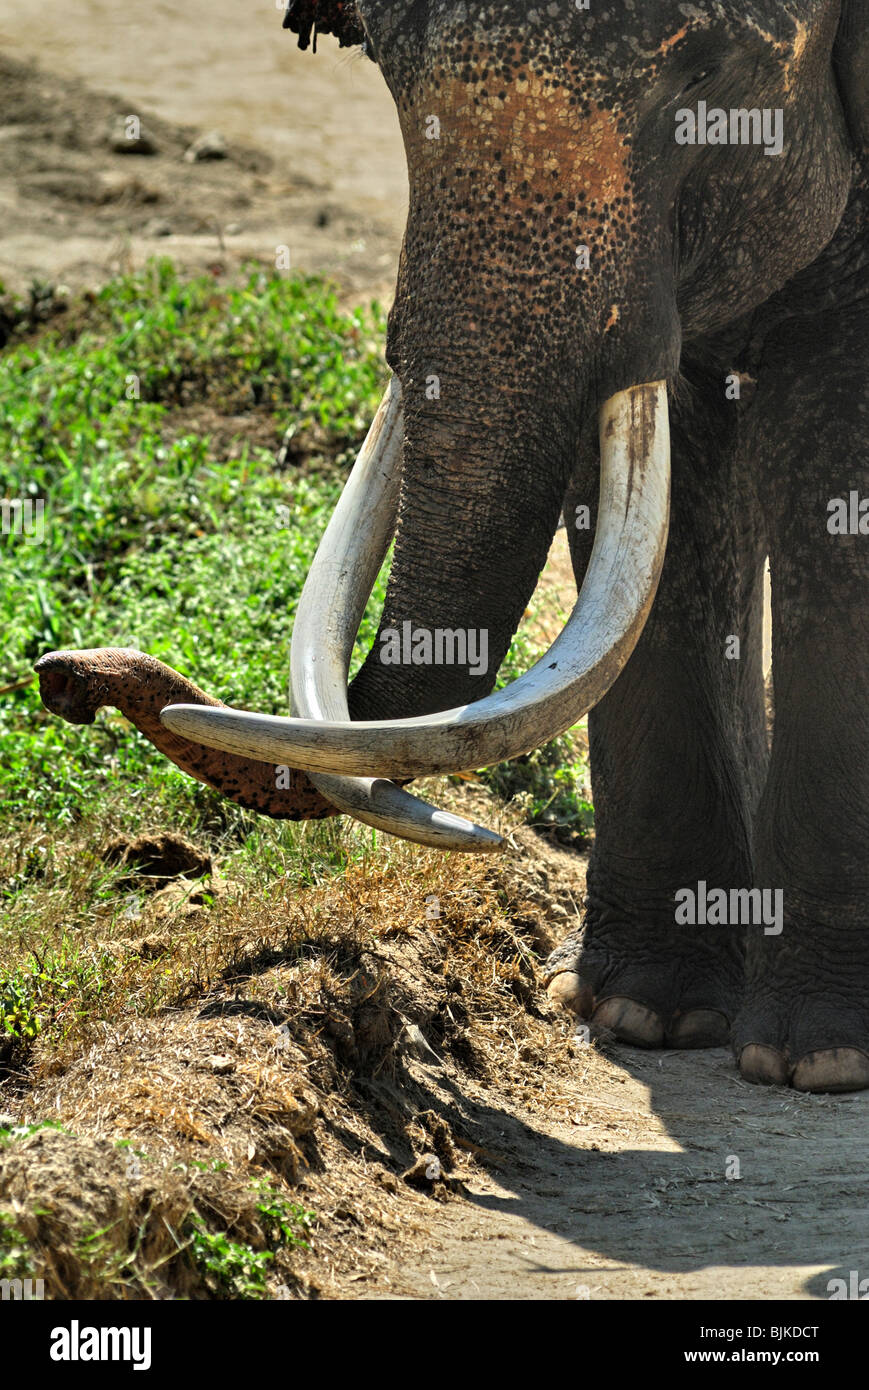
433,1043,869,1298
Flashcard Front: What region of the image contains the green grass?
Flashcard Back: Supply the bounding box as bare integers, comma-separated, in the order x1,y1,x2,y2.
0,260,389,827
0,258,592,846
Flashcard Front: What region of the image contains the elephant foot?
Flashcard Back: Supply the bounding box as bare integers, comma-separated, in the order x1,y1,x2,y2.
544,922,740,1049
548,973,730,1047
735,993,869,1093
738,1043,869,1091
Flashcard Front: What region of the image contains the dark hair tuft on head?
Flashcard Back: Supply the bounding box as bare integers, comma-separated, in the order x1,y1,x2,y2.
282,0,366,53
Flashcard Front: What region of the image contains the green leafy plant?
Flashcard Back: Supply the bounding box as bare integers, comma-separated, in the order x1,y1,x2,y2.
0,1212,34,1282
0,973,42,1048
0,1120,66,1145
251,1179,316,1250
185,1218,273,1300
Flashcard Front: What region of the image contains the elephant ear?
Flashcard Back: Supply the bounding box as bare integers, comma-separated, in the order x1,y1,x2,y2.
283,0,366,53
834,1,869,153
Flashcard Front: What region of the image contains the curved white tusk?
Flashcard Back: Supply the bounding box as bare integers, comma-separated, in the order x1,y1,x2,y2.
289,376,503,852
162,381,670,787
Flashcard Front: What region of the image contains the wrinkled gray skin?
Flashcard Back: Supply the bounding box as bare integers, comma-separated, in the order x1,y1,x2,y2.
314,1,869,1093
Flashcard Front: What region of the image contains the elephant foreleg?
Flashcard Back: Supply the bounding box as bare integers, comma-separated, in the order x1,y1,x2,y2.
735,292,869,1093
546,367,768,1048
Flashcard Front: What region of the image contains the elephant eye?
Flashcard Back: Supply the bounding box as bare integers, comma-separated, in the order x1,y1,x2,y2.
681,65,718,94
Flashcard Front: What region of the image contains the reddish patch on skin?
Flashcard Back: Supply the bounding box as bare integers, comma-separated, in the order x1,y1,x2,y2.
656,23,693,57
397,59,635,331
402,73,631,216
390,38,650,384
35,648,336,821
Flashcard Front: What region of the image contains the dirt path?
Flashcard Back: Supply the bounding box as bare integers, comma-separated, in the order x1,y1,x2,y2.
0,0,404,299
367,1046,869,1301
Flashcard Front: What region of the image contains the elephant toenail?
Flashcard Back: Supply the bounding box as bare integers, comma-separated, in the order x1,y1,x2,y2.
738,1043,790,1086
546,972,592,1015
791,1048,869,1094
667,1009,730,1048
592,996,665,1046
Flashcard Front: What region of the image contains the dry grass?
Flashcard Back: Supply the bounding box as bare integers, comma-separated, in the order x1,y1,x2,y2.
0,780,591,1298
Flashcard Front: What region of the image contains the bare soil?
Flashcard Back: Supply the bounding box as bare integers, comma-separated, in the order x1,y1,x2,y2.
0,0,403,302
370,1043,869,1301
0,4,854,1301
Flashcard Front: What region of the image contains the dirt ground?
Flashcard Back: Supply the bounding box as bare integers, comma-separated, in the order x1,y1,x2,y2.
371,1046,869,1301
0,0,403,302
0,3,854,1302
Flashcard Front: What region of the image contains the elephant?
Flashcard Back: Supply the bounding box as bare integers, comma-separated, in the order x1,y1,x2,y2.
37,0,868,1093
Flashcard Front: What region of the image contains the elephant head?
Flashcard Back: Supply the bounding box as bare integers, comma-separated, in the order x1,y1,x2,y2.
40,1,865,847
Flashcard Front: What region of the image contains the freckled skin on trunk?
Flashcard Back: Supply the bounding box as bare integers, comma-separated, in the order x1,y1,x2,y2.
35,649,335,820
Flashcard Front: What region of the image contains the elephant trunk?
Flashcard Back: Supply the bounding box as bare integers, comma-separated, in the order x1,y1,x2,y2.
160,371,671,848
34,648,335,820
158,44,678,848
350,371,577,719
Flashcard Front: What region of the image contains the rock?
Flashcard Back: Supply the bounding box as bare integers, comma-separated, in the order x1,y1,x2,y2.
108,115,158,155
0,1113,18,1130
402,1153,442,1188
224,222,243,236
184,130,227,163
144,217,172,237
207,1055,235,1075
